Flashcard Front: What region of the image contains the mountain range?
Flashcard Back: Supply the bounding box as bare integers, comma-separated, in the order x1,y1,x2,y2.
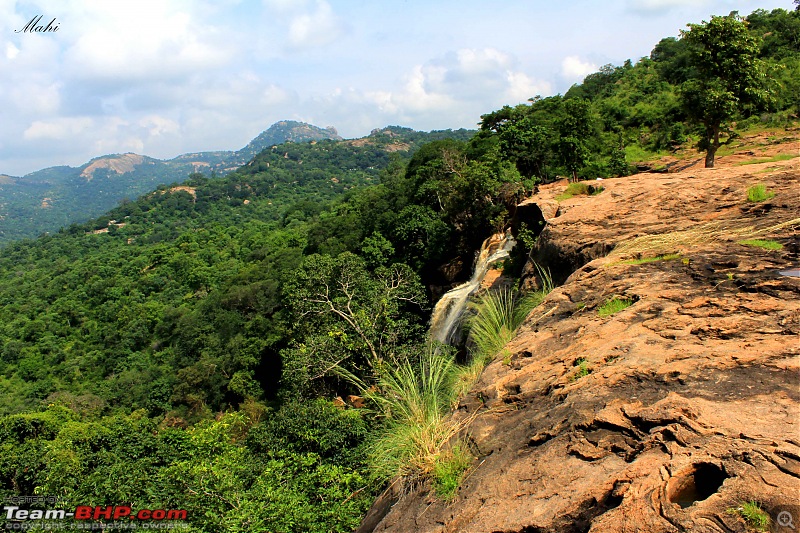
0,121,342,243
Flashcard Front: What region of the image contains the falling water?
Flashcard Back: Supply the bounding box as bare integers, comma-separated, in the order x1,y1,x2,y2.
429,231,516,345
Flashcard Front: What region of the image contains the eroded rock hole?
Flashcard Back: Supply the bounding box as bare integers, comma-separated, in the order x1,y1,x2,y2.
667,463,728,508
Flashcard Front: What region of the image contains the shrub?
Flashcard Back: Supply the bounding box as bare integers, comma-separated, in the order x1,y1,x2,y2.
570,357,591,381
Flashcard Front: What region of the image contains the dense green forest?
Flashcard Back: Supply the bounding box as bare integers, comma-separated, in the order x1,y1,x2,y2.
0,9,797,532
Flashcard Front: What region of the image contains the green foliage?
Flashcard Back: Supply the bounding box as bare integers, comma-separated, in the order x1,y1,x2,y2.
621,253,682,265
283,252,426,380
555,182,604,201
570,357,591,381
432,444,472,501
0,405,374,533
746,183,776,202
0,7,798,530
364,346,462,486
739,239,783,250
680,14,769,167
454,272,553,398
465,288,544,363
737,153,797,165
597,297,634,317
557,98,593,181
728,501,771,531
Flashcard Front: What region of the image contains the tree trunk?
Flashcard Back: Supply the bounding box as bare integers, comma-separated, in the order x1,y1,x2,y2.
705,125,720,168
705,146,717,168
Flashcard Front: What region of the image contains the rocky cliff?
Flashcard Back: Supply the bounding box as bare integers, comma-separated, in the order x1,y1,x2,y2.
366,156,800,532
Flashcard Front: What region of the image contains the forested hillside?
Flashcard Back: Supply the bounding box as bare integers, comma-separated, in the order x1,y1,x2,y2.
0,8,797,533
0,121,343,243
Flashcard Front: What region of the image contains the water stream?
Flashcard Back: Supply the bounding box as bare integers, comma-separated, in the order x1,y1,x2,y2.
429,231,516,345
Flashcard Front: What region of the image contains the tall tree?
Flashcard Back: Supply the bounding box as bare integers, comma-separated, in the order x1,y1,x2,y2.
556,98,592,182
680,14,767,167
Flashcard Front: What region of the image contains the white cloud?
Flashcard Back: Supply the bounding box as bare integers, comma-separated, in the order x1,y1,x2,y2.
627,0,709,13
506,71,551,103
62,2,233,85
296,48,551,136
287,0,344,51
139,115,179,137
23,117,94,141
561,56,598,81
5,43,19,60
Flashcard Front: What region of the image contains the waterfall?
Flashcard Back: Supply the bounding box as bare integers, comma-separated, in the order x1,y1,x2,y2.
429,231,516,345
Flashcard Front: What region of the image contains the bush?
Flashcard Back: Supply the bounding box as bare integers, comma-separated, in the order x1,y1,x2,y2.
556,182,604,201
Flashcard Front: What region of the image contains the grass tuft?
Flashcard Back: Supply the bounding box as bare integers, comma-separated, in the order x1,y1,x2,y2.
570,357,591,381
610,218,800,258
556,182,604,201
598,297,634,317
739,238,783,250
363,264,556,497
453,265,554,400
747,183,776,203
622,253,681,265
727,501,771,532
364,346,465,487
432,444,472,501
736,153,797,166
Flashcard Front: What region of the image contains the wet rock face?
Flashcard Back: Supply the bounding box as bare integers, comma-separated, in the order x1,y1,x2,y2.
365,158,800,532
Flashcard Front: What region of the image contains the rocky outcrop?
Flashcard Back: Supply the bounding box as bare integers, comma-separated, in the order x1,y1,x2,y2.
366,157,800,532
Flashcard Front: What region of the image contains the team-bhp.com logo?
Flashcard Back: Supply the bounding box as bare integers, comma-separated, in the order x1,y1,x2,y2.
5,506,186,521
3,497,188,530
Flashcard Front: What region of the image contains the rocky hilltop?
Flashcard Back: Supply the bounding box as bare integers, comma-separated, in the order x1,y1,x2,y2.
366,155,799,532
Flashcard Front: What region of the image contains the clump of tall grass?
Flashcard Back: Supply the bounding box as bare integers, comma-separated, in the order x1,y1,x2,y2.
362,346,468,488
453,264,554,398
727,501,771,531
597,297,634,317
356,264,555,497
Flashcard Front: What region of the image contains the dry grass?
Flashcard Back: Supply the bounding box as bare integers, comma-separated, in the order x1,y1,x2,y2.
609,218,800,258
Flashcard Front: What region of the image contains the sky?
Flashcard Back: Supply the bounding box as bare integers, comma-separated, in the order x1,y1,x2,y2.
0,0,793,176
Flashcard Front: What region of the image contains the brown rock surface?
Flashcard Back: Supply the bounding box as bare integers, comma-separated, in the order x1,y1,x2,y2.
365,158,800,532
80,153,145,180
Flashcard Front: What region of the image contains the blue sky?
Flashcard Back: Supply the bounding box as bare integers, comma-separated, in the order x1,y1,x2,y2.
0,0,792,176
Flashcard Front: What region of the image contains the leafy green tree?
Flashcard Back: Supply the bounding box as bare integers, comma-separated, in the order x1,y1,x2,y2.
557,98,593,181
284,253,426,376
497,116,553,181
680,14,768,167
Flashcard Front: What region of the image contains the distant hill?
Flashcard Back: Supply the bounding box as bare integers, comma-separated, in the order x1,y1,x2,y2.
0,121,342,243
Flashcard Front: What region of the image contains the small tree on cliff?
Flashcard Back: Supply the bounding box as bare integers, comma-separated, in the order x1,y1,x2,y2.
680,14,767,168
